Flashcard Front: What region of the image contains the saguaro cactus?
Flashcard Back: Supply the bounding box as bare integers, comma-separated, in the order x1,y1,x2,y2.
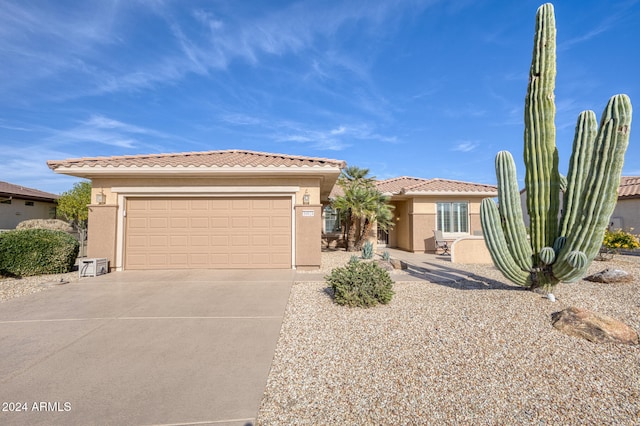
481,3,633,290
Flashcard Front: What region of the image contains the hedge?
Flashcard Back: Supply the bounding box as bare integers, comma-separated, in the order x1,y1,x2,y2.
0,229,79,277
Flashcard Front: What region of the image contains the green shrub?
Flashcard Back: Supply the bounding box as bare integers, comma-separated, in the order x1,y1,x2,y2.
17,219,73,233
326,261,394,307
349,255,360,264
0,229,79,277
361,241,374,259
381,251,391,261
602,228,640,251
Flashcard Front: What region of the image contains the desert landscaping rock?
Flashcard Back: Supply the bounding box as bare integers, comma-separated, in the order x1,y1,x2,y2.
584,268,633,283
258,252,640,424
551,306,639,345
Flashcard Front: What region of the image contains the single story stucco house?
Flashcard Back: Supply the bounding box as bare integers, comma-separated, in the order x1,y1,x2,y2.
375,177,497,253
48,149,500,270
48,150,345,271
0,181,59,230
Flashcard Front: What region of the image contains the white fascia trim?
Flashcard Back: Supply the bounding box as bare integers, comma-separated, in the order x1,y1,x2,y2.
404,191,498,197
53,165,342,176
111,186,300,194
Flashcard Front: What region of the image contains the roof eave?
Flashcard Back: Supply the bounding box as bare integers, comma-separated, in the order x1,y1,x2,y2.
403,190,498,197
49,165,344,178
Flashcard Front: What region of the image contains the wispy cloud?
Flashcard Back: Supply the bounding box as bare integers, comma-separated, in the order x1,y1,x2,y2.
51,115,170,149
452,141,479,152
273,122,397,151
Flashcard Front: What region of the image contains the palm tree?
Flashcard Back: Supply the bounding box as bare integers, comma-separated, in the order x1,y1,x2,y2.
332,166,394,251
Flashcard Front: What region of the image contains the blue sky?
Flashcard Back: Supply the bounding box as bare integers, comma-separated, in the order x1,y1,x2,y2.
1,0,638,195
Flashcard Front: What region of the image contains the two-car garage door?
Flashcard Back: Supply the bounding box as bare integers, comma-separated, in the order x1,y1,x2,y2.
125,197,292,270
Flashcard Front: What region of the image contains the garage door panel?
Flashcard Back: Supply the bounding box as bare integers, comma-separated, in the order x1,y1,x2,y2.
190,235,209,246
190,217,209,228
271,216,290,228
125,197,291,269
150,200,170,210
170,217,189,228
169,199,188,210
149,235,169,247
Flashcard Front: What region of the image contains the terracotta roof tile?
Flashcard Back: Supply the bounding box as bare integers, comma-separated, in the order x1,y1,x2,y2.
0,181,59,201
47,149,346,170
375,177,497,195
375,176,429,194
404,178,497,194
618,176,640,198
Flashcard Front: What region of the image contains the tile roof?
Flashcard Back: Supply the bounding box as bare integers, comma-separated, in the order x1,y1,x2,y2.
618,176,640,198
47,149,346,170
376,176,497,195
0,181,59,201
375,176,429,194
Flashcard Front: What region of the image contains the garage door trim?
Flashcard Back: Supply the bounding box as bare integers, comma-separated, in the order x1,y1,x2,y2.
114,187,298,271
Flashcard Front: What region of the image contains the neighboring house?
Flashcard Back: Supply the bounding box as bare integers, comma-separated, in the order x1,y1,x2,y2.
47,150,345,271
324,177,497,253
519,176,640,232
0,181,58,230
610,176,640,231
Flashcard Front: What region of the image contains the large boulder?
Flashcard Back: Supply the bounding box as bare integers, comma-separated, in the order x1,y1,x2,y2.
551,307,638,345
584,268,633,283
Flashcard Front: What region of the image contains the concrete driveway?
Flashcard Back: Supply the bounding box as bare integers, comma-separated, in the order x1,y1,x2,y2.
0,269,294,426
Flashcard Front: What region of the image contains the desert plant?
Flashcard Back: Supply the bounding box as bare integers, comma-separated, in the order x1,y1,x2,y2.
480,3,632,290
0,229,79,277
382,251,391,261
17,219,73,233
603,229,640,251
349,255,360,264
326,261,394,307
362,241,374,259
331,166,395,251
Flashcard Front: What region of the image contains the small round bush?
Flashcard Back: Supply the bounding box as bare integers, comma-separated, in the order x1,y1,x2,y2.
325,261,394,307
0,229,79,277
16,219,73,233
602,228,640,250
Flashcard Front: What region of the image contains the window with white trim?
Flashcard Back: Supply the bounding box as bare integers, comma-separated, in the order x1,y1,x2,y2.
323,205,341,233
436,202,469,234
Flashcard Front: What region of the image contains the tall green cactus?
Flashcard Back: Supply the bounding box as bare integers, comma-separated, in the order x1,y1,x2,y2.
481,3,633,290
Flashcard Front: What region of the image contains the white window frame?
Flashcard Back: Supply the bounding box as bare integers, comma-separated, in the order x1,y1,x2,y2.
436,201,470,238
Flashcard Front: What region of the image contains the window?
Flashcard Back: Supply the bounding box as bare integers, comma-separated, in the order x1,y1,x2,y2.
25,201,34,206
436,202,469,234
0,199,10,205
323,206,341,233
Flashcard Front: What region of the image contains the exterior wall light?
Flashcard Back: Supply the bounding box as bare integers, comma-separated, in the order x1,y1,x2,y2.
303,190,310,205
95,189,106,205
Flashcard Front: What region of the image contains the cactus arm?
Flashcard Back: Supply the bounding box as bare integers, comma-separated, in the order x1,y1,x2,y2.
559,111,598,237
524,3,560,257
553,95,632,281
481,198,531,287
495,151,533,271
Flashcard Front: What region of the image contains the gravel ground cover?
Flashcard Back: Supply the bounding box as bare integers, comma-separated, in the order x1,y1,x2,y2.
0,272,79,302
258,252,640,425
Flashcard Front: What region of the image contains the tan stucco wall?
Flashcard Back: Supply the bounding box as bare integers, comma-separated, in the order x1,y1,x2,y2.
411,213,436,253
451,237,493,264
295,205,321,269
610,198,640,232
87,205,117,270
0,199,57,229
388,196,488,253
389,200,411,251
91,176,323,206
88,176,325,270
